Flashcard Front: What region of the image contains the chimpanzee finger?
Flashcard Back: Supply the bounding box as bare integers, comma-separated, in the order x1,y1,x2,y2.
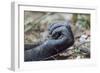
51,26,69,39
48,22,68,34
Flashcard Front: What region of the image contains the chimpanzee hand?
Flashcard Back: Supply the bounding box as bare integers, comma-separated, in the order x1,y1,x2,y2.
48,22,74,40
24,22,74,61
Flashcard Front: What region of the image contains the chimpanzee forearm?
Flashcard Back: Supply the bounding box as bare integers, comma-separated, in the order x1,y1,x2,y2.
24,36,73,61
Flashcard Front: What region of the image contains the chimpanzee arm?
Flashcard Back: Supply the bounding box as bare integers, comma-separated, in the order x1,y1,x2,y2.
24,22,74,61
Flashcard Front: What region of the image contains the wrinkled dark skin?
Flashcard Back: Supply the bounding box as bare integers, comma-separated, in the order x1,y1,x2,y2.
24,22,74,61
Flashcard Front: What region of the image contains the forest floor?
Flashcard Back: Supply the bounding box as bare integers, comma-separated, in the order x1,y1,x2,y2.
24,11,90,60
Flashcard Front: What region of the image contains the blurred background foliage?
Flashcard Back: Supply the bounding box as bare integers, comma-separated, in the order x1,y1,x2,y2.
24,11,90,60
